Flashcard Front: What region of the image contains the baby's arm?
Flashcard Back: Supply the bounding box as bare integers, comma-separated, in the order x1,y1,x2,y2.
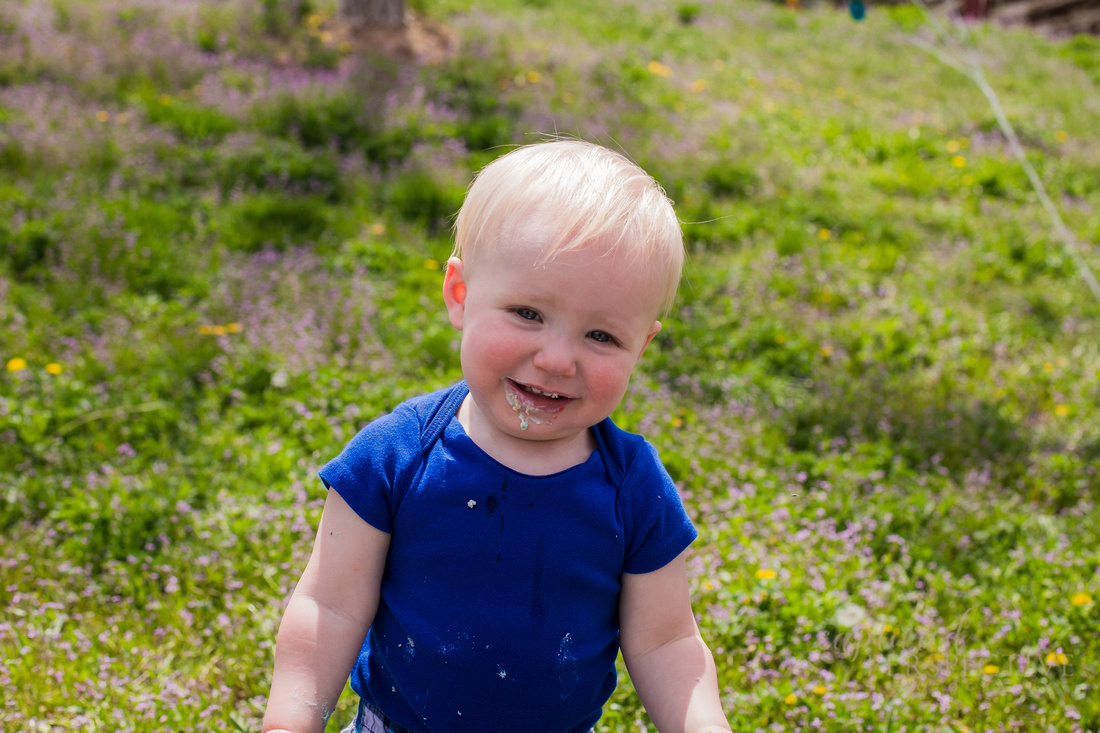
262,489,391,733
619,551,731,733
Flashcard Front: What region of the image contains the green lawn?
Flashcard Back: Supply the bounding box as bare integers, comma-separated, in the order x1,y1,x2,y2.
2,0,1098,730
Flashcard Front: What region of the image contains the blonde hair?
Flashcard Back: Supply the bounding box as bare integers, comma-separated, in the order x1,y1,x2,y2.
451,140,683,314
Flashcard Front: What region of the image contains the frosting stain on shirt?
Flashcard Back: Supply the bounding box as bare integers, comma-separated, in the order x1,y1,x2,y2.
557,633,578,699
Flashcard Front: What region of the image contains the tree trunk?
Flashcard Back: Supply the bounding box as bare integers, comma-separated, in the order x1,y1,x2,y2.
341,0,407,28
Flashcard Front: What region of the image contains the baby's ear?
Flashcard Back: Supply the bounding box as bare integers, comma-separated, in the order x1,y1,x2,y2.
638,320,662,358
442,257,467,330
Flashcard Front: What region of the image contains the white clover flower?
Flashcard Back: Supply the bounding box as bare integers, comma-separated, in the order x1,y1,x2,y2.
835,603,867,629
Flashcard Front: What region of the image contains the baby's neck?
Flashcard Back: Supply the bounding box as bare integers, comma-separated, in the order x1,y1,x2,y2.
456,395,597,475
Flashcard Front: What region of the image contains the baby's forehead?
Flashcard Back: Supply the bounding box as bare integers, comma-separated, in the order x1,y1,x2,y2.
496,213,651,264
484,235,666,304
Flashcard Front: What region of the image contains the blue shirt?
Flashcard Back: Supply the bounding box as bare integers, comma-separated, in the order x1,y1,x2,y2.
319,382,697,733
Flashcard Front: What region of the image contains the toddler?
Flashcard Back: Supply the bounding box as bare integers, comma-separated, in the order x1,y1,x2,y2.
262,140,731,733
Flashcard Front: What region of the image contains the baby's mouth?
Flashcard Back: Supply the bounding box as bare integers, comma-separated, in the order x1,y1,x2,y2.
503,379,570,429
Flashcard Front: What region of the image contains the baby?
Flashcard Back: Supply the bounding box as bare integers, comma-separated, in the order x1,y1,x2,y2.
263,140,731,733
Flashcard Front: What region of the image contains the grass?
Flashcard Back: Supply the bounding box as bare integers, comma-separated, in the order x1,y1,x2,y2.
1,0,1098,730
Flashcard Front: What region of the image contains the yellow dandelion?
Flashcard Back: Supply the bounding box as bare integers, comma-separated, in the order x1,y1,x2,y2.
6,357,27,372
818,228,831,240
647,60,671,77
199,325,217,335
946,140,961,153
115,112,130,125
45,363,63,375
306,12,324,27
834,87,847,99
370,223,386,236
1045,651,1068,666
526,71,541,84
774,334,786,345
792,108,804,120
982,665,999,675
96,110,110,123
339,41,352,53
820,345,833,358
763,99,777,114
1043,361,1055,373
951,156,966,168
225,322,243,333
319,30,333,44
211,325,227,336
756,568,777,580
158,94,172,105
690,79,708,93
1056,130,1068,143
671,417,683,428
1071,592,1093,607
813,685,827,695
961,174,975,186
1054,404,1070,417
424,258,440,270
784,693,798,705
703,580,715,591
674,101,686,113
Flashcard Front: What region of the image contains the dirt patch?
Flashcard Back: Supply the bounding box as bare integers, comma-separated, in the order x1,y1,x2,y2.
922,0,1100,35
987,0,1100,35
332,10,458,65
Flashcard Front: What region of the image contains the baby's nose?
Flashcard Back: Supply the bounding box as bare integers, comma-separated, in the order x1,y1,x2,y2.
532,336,577,378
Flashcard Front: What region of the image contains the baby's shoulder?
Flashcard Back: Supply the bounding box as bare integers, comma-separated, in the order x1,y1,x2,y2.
354,383,459,431
342,382,465,457
593,418,666,485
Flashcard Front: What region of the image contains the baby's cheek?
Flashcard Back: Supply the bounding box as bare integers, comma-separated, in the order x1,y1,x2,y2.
592,362,635,399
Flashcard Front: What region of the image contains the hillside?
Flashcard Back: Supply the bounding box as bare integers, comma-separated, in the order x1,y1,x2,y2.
1,0,1098,730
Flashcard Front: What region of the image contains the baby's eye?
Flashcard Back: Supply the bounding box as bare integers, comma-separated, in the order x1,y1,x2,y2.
588,330,616,344
513,308,540,321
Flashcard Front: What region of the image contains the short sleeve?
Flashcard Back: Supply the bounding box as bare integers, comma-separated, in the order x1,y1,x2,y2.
618,438,698,575
317,404,424,534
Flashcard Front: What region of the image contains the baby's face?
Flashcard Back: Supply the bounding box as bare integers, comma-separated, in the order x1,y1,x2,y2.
444,228,664,466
